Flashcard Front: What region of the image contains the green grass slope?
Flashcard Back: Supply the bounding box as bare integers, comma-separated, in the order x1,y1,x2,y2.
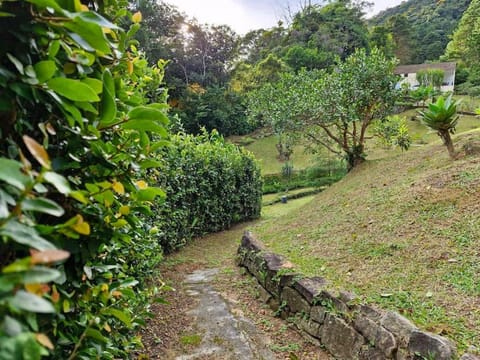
253,131,480,351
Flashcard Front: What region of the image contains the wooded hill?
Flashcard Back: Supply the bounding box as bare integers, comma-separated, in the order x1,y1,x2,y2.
370,0,471,64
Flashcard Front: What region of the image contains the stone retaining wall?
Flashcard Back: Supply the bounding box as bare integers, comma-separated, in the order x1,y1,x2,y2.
237,231,478,360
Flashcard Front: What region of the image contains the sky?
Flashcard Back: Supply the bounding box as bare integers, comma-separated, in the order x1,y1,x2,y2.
172,0,405,34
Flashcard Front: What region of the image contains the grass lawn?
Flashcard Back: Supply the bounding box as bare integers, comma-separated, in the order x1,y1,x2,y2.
230,134,323,175
252,131,480,351
230,106,479,175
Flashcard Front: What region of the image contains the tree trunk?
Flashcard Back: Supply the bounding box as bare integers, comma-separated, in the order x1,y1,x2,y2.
440,130,456,159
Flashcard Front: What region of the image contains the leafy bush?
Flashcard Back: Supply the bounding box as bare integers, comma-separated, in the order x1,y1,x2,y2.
0,1,170,358
150,131,263,252
263,161,346,194
372,116,411,150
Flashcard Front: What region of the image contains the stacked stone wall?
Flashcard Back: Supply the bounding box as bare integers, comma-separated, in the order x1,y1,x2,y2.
237,231,478,360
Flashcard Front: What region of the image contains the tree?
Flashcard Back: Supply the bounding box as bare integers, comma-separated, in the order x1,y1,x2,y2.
444,0,480,66
388,15,416,64
416,69,445,90
286,1,370,64
419,95,459,159
249,48,400,170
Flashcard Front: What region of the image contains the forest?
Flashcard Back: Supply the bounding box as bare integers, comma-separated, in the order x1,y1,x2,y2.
0,0,479,358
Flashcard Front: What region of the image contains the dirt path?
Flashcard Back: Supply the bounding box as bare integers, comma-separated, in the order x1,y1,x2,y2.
138,216,331,360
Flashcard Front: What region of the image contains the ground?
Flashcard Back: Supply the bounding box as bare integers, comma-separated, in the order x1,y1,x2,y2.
140,111,480,357
139,218,331,359
253,131,480,352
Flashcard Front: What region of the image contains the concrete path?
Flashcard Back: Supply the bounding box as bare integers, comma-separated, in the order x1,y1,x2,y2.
175,269,276,360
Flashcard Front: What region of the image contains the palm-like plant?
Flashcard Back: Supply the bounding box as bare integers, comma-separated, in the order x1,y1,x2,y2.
419,95,459,159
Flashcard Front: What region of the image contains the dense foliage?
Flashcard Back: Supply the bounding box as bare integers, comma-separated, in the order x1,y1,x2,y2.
444,0,480,95
371,0,471,64
151,131,262,252
0,0,169,358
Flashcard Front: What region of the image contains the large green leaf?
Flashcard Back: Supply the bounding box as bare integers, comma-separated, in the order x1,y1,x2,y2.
0,220,56,250
99,70,117,126
0,159,30,190
25,0,62,12
85,328,107,343
33,61,56,83
102,308,132,327
136,187,165,202
47,78,99,102
64,17,111,54
44,172,71,194
22,267,62,284
128,106,169,125
81,78,103,94
122,120,168,136
2,316,23,337
77,12,119,29
22,198,65,217
10,290,55,313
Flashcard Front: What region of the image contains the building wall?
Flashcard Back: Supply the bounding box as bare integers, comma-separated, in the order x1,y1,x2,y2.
397,69,455,92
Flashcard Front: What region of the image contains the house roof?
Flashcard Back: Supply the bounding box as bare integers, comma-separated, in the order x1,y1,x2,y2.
394,62,456,75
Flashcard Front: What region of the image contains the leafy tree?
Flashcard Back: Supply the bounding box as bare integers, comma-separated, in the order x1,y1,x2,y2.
231,54,290,93
372,0,471,63
419,95,459,158
387,15,416,64
249,48,399,170
416,69,445,90
286,1,370,65
369,25,396,59
174,85,252,136
444,0,480,66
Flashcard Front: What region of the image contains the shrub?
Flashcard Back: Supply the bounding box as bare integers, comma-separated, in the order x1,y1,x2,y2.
262,161,346,194
0,1,169,358
150,131,263,252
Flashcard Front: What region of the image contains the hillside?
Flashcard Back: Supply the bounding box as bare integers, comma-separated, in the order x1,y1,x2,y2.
370,0,471,63
252,131,480,351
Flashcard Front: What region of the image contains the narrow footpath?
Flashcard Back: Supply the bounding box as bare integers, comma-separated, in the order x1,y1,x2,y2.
138,200,332,360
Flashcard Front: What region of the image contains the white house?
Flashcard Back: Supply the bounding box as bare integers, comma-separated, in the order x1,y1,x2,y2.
394,62,456,92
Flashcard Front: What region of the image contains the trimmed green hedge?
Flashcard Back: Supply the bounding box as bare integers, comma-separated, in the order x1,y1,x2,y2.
151,131,262,252
262,163,346,194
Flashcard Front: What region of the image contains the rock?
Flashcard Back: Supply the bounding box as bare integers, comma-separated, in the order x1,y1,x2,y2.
262,252,298,296
354,315,397,357
317,290,349,314
240,231,266,253
358,304,383,322
310,305,327,324
359,347,386,360
320,314,365,359
264,252,295,272
396,348,413,360
461,354,480,360
281,286,311,315
295,316,322,339
354,315,377,343
293,277,327,304
339,291,357,305
408,330,456,360
375,326,397,358
381,311,417,347
267,297,280,313
463,140,480,156
256,283,271,303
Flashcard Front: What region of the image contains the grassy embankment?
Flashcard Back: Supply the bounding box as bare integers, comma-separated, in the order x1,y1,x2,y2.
242,112,480,351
